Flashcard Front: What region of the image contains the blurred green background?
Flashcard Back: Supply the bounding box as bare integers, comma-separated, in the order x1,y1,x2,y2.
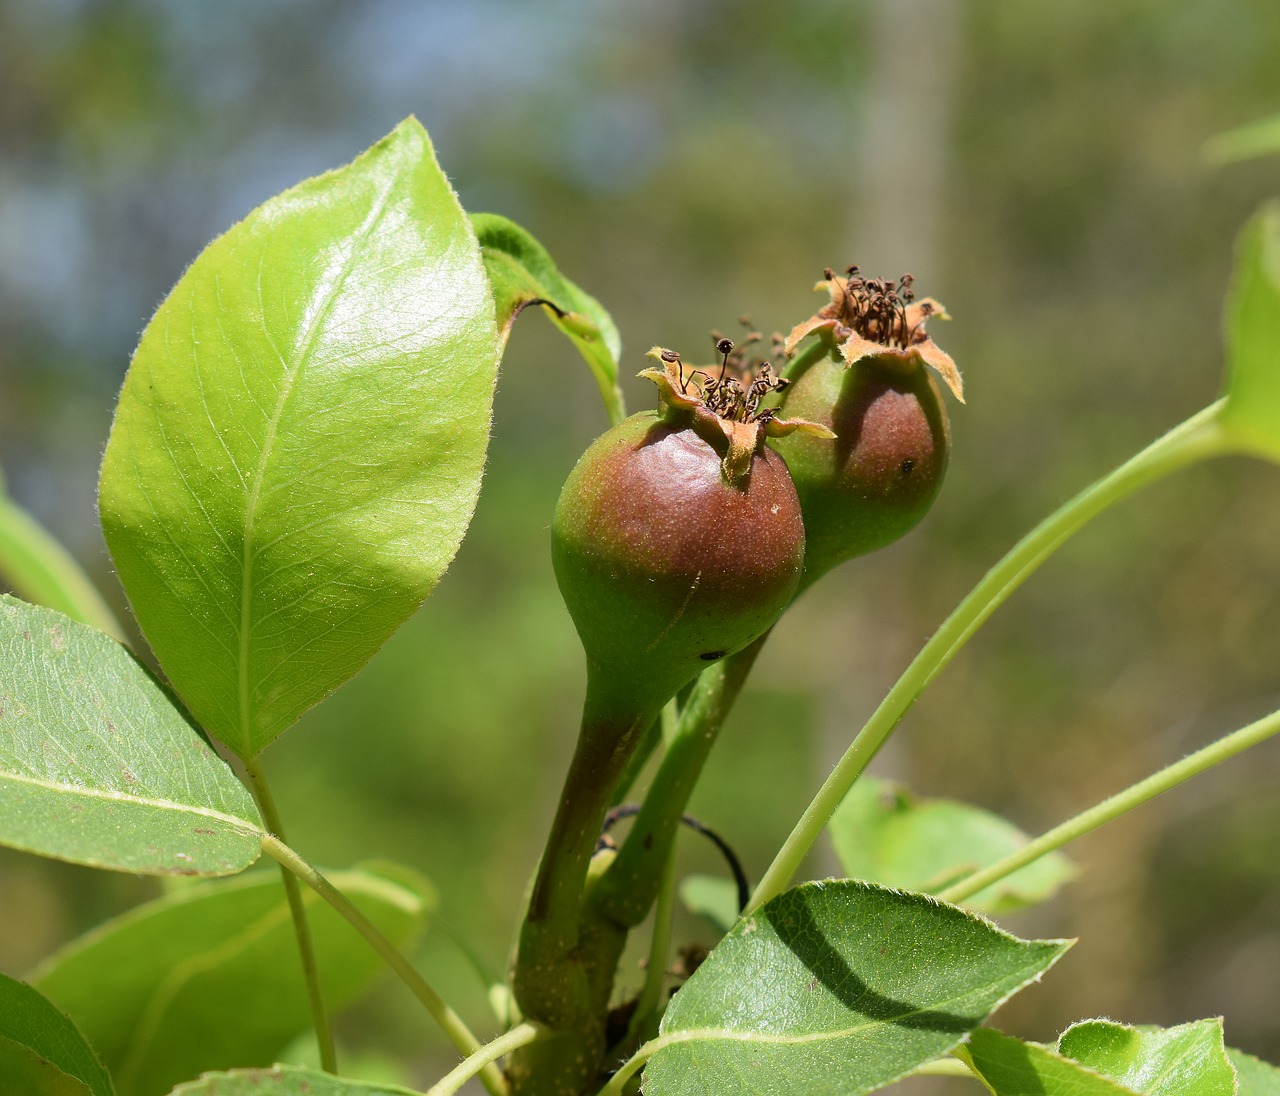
2,0,1280,1090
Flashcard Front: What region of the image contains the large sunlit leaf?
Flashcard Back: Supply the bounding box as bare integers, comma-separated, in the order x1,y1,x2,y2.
1230,1047,1280,1095
99,117,499,758
1058,1019,1236,1096
0,973,114,1096
471,212,625,425
1222,203,1280,463
828,777,1075,914
169,1066,417,1096
0,596,262,875
32,864,433,1096
958,1028,1137,1095
642,880,1069,1095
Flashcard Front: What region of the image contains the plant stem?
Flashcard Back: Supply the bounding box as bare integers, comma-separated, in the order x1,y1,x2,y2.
243,757,337,1074
589,637,766,929
0,491,126,641
749,399,1234,913
937,706,1280,905
426,1023,544,1096
261,835,509,1096
621,847,679,1054
597,1037,660,1096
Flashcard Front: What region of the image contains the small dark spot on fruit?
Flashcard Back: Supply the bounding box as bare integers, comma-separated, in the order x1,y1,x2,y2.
700,650,726,661
900,459,914,475
643,833,653,850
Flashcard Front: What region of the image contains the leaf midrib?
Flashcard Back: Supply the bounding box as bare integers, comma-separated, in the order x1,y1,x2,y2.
0,769,262,836
236,175,400,753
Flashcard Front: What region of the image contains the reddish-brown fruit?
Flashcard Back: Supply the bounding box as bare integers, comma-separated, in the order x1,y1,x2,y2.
552,349,823,716
771,351,949,585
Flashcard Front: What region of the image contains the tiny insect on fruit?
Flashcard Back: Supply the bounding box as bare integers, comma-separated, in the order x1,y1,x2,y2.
771,267,962,588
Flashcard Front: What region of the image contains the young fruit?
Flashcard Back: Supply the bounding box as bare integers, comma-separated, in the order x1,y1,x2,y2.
552,345,828,719
770,268,962,588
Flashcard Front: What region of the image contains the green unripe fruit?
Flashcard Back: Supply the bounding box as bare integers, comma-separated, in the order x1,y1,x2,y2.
771,351,949,583
553,400,805,717
773,267,963,588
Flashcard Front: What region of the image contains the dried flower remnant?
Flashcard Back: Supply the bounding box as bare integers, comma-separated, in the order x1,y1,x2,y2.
785,267,963,401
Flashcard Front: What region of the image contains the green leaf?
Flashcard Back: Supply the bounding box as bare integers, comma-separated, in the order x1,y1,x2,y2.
168,1065,417,1095
828,777,1075,914
1204,114,1280,166
1058,1019,1236,1096
0,596,262,875
0,972,114,1096
678,873,740,935
32,864,433,1096
1229,1047,1280,1095
0,476,125,640
958,1028,1138,1095
471,212,625,425
642,880,1069,1095
99,117,499,759
1222,203,1280,463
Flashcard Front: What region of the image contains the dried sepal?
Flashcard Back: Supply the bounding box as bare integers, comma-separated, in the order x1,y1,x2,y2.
785,268,964,403
642,347,831,484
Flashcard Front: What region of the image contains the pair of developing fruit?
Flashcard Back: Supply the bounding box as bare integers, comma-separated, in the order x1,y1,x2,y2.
552,268,963,721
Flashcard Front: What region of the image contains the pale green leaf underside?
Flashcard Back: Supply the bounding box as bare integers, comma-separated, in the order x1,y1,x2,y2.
1230,1047,1280,1095
829,777,1075,914
644,881,1069,1095
169,1065,418,1095
0,973,114,1096
471,211,625,425
0,596,262,875
1058,1019,1236,1096
1222,202,1280,463
100,117,499,758
32,865,432,1096
960,1028,1138,1095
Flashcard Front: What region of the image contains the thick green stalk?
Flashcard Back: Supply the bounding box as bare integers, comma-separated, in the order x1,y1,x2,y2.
620,847,679,1054
749,400,1234,913
508,674,657,1094
937,706,1280,905
0,489,125,641
588,637,765,929
261,836,507,1096
243,757,336,1074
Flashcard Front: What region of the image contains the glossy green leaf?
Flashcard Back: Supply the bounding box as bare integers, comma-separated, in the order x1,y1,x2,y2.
0,972,113,1096
642,880,1069,1095
32,864,433,1096
678,873,740,935
99,117,499,758
0,473,124,640
828,777,1075,914
168,1066,417,1095
471,212,625,425
1058,1019,1236,1096
1222,203,1280,463
1230,1047,1280,1095
958,1028,1137,1095
0,596,262,875
1204,114,1280,165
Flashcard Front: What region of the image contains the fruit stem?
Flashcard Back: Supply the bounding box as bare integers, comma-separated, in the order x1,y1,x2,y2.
587,636,767,930
513,674,658,1028
936,704,1280,905
749,399,1235,913
243,755,337,1075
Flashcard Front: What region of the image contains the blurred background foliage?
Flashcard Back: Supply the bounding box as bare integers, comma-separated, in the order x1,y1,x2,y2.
1,0,1279,1089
